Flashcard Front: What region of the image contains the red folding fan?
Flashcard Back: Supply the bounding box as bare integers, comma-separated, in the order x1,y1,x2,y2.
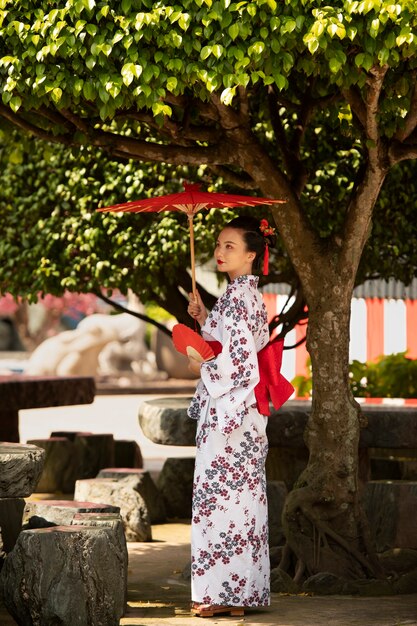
172,324,215,363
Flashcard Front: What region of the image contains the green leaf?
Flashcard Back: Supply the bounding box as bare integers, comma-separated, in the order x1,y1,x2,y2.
228,23,239,40
220,86,236,105
166,76,178,92
152,101,172,116
9,95,22,112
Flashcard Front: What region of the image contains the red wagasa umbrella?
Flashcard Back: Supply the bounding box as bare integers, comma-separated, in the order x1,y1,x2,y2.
98,182,285,296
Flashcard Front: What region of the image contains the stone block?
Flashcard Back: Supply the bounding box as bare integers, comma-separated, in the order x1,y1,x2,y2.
26,437,77,493
114,439,143,468
157,457,195,519
0,498,25,554
97,468,166,523
364,480,417,551
23,500,120,529
138,397,196,446
0,443,45,498
74,477,152,542
73,433,115,480
0,525,125,625
71,512,128,607
50,432,115,480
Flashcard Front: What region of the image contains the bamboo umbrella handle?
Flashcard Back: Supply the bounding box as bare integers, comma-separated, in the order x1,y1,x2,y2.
188,214,197,299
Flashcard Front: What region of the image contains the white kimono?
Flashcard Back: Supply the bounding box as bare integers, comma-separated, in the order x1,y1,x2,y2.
188,275,270,607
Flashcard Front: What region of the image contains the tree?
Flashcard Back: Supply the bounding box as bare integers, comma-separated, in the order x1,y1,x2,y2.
2,0,417,579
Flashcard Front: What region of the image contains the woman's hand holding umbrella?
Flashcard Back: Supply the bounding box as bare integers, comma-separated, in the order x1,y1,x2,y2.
187,289,207,327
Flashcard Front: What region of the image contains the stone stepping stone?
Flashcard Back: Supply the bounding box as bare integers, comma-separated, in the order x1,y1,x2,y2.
0,525,125,626
26,437,76,493
0,442,45,498
97,468,166,523
114,439,143,469
74,477,152,542
23,500,120,529
157,457,195,519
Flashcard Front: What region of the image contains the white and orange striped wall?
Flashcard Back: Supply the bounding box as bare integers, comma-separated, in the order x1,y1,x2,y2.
262,279,417,395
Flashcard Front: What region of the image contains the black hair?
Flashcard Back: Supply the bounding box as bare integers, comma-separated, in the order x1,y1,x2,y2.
224,216,277,274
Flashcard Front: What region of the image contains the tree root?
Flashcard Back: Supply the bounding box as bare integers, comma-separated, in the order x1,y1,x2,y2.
282,486,383,579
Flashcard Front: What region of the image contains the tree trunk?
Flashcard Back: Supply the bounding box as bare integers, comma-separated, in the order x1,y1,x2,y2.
282,275,381,580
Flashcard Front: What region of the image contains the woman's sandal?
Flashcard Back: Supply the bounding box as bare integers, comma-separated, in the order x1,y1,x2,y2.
191,603,245,618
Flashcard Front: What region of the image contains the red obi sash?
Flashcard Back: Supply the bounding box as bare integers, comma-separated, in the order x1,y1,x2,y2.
206,339,294,417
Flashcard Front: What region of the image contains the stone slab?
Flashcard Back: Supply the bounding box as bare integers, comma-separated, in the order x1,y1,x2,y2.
0,443,45,498
23,500,120,529
0,375,96,411
74,478,152,541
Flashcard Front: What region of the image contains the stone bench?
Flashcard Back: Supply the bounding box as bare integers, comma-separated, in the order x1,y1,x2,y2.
0,525,126,626
0,442,45,560
139,398,417,485
138,397,417,551
0,375,95,442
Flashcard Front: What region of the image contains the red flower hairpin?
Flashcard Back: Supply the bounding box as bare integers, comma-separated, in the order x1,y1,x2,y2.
259,219,276,237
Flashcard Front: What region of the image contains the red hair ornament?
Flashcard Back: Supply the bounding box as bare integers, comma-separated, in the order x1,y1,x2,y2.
259,219,276,276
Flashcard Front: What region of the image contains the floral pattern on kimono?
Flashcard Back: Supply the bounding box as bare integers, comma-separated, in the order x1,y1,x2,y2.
188,275,271,607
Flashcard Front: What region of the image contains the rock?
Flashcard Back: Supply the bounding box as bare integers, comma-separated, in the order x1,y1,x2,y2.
379,548,417,575
23,500,120,529
342,578,394,596
71,512,128,606
270,567,299,594
26,437,77,493
97,468,166,523
0,525,125,625
73,433,115,480
302,572,345,595
74,477,152,541
114,440,143,469
138,397,197,446
0,443,45,498
364,480,417,551
157,458,195,519
0,498,25,553
393,568,417,594
266,480,287,547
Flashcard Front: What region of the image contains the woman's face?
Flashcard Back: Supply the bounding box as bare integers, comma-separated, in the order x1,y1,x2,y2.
214,227,256,280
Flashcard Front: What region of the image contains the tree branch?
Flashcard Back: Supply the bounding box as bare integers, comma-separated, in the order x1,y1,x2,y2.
394,72,417,142
0,104,73,145
207,165,258,189
364,64,389,145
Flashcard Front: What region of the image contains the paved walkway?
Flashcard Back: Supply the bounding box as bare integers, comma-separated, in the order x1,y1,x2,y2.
122,523,417,626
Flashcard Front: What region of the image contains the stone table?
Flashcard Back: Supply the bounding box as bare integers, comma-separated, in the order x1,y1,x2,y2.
0,375,96,442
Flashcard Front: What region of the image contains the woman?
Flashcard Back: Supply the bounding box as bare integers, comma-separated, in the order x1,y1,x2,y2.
187,215,276,618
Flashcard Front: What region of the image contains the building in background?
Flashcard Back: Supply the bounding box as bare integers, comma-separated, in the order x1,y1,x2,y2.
262,278,417,385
